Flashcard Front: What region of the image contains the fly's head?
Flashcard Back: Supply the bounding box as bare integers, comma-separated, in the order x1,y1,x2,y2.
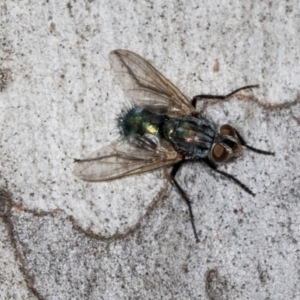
210,124,245,163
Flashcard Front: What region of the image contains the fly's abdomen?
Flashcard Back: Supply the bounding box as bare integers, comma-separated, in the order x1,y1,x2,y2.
163,117,216,158
118,107,163,137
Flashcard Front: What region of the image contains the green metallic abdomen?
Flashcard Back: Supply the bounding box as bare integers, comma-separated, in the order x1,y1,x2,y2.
118,107,163,137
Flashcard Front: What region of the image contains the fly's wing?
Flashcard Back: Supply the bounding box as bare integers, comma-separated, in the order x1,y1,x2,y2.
109,49,195,117
73,135,182,182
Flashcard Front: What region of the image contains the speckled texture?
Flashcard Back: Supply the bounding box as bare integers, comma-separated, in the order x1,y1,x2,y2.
0,0,300,299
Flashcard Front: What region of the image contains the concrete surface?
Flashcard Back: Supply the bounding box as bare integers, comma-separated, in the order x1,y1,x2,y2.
0,0,300,299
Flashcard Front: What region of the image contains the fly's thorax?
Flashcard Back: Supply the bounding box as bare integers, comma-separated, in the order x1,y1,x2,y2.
162,116,216,159
118,107,164,137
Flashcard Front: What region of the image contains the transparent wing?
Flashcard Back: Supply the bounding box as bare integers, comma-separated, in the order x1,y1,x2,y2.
73,135,183,182
109,49,195,117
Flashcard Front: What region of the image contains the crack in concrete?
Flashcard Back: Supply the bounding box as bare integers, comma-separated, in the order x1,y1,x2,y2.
0,188,45,300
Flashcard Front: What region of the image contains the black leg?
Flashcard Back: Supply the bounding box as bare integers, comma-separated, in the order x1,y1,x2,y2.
203,159,256,196
234,129,275,156
171,162,200,243
191,84,259,107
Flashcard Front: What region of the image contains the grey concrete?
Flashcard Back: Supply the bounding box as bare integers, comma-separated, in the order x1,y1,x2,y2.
1,0,300,299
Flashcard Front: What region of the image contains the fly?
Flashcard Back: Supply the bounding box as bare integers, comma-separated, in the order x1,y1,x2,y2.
73,50,275,242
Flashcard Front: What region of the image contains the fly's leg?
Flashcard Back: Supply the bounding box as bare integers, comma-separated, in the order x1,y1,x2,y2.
203,159,256,196
171,162,200,243
191,84,259,107
192,84,275,156
234,129,275,156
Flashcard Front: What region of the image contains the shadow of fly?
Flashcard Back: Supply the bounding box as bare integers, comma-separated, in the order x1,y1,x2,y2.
73,50,274,242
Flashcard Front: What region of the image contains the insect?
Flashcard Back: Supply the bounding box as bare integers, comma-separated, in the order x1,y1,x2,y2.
73,50,274,242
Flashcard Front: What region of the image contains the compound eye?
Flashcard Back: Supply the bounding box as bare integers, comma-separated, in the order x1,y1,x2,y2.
220,124,236,137
211,144,229,163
